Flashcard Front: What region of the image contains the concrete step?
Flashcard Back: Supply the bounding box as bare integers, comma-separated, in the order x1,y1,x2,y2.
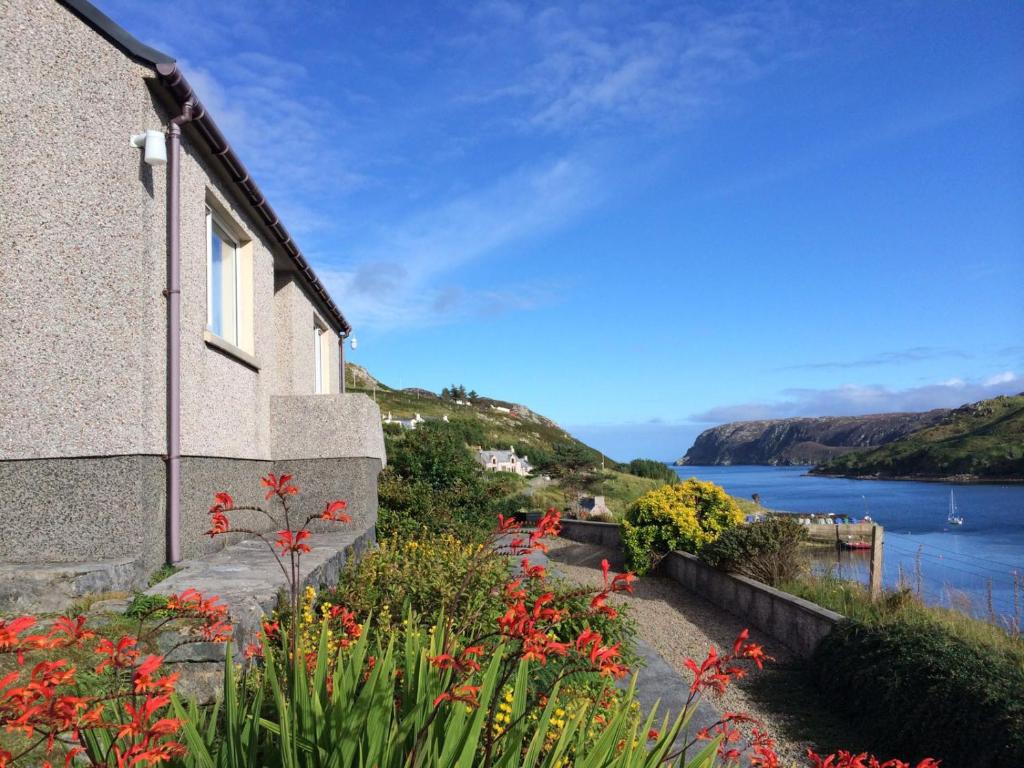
0,557,144,613
146,521,375,647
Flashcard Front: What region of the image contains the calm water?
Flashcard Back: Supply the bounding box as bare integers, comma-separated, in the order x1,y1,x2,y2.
673,465,1024,622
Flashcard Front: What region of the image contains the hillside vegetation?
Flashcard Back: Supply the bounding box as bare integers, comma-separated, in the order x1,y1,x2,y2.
812,393,1024,481
347,363,678,520
346,364,612,468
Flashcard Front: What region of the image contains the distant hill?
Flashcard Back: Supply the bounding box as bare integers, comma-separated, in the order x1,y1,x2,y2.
676,411,949,466
811,394,1024,481
344,363,612,468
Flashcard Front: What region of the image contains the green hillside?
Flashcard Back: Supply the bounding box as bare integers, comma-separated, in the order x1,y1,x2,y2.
345,363,614,469
812,394,1024,481
346,364,677,518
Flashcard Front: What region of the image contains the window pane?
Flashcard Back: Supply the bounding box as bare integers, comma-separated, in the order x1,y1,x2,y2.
314,326,324,393
209,221,238,345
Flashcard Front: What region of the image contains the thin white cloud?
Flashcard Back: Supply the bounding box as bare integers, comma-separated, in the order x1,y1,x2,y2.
320,155,600,330
457,2,817,135
691,373,1024,423
775,346,972,371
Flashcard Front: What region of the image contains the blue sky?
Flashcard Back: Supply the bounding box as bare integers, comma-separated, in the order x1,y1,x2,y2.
109,0,1024,460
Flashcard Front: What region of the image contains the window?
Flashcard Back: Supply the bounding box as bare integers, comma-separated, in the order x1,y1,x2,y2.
207,212,240,347
313,322,332,394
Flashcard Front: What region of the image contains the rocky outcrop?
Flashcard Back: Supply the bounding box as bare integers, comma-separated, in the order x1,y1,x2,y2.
677,411,950,466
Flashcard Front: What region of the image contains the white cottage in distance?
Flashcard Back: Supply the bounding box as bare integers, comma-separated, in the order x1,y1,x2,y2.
477,447,533,477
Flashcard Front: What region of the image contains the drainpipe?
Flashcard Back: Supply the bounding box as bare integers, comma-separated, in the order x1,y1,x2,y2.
165,99,196,564
339,333,347,394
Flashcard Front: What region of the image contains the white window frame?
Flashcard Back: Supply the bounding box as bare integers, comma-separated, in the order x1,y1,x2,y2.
206,208,242,345
313,323,326,394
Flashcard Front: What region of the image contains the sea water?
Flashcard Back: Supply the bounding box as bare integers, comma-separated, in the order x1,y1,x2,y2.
673,465,1024,623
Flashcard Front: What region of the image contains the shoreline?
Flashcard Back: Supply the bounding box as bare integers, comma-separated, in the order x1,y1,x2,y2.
807,470,1024,485
675,463,1024,485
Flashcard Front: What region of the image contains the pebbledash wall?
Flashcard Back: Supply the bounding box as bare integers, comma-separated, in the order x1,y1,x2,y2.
0,0,385,582
553,520,841,658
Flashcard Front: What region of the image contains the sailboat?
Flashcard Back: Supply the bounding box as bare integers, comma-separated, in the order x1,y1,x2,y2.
947,490,964,526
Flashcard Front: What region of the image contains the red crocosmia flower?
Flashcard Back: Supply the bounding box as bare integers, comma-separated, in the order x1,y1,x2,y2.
647,729,659,741
94,635,140,673
321,500,351,522
261,472,298,499
133,655,179,695
520,558,545,579
207,510,230,537
243,642,263,659
0,616,36,651
48,615,94,647
497,513,520,532
275,529,311,554
433,684,480,708
210,491,233,511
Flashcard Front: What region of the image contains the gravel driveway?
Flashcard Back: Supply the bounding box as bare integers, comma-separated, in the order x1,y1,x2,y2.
547,538,852,763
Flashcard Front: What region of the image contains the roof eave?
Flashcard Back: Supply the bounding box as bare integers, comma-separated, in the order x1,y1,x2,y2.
155,63,351,335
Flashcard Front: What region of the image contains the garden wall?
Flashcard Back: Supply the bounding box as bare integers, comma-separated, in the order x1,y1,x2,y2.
554,519,841,658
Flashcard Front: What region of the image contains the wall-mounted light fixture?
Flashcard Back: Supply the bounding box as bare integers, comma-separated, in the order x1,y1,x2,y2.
130,129,167,166
349,336,358,351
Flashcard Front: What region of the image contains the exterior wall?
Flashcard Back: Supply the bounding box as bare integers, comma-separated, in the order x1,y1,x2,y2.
0,0,379,579
0,456,165,571
0,0,167,460
273,274,340,397
177,149,279,461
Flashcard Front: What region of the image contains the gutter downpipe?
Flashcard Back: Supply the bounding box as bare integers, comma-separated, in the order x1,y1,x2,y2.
165,99,196,564
339,333,347,394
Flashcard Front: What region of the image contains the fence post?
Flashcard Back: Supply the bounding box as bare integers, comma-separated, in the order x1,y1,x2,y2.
869,524,884,601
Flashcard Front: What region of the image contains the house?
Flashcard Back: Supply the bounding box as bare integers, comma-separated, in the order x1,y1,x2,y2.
477,447,533,476
382,412,425,430
0,0,386,604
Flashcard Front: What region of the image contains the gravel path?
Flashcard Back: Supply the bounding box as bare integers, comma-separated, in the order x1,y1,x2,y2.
548,538,830,763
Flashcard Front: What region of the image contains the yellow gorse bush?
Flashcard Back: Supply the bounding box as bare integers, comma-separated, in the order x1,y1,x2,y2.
622,478,744,574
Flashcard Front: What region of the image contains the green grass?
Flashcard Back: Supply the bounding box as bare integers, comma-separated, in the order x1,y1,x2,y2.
782,572,1024,664
790,572,1024,765
591,470,662,518
814,393,1024,480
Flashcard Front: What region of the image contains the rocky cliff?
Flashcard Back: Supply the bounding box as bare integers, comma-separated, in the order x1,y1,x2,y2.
812,394,1024,480
676,411,950,466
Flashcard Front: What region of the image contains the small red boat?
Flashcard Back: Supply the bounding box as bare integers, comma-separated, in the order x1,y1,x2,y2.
840,540,872,550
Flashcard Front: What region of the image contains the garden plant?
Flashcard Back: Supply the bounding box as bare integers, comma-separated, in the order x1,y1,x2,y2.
0,473,939,768
622,479,745,574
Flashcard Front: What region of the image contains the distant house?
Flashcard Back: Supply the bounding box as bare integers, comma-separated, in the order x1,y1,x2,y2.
0,0,385,600
383,412,425,430
477,447,532,476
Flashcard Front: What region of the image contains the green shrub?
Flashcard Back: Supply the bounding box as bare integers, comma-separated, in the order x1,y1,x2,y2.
621,478,744,574
700,517,807,586
326,534,639,679
325,534,507,637
378,420,532,541
811,618,1024,767
625,459,678,484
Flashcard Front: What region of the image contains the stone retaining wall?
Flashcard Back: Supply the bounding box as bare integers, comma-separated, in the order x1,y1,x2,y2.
662,551,842,658
554,520,841,658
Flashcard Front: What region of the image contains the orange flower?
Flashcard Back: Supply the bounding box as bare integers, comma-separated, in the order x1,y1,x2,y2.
433,684,480,708
275,529,311,554
321,500,351,522
94,635,140,673
261,472,298,499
